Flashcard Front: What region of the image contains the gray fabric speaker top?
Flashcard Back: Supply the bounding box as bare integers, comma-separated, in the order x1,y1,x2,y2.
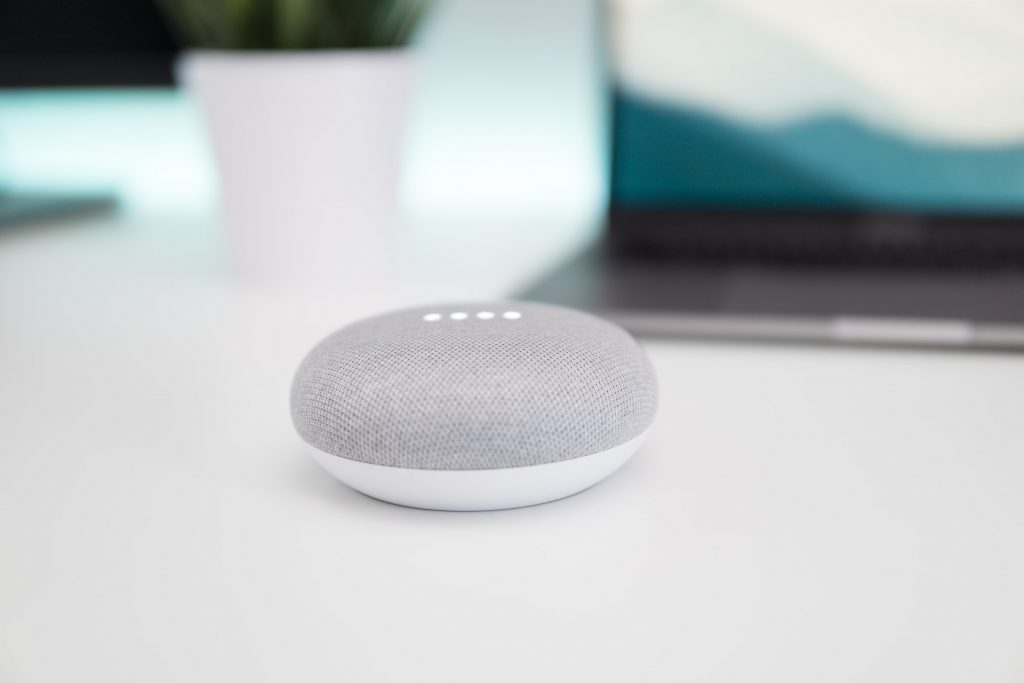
291,302,657,471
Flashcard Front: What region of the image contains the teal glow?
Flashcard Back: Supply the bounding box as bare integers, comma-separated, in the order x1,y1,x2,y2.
612,94,1024,212
0,89,217,214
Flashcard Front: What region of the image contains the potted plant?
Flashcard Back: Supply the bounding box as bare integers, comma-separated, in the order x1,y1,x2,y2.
158,0,431,283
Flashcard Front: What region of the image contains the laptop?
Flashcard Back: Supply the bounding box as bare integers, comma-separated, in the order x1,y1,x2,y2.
522,0,1024,350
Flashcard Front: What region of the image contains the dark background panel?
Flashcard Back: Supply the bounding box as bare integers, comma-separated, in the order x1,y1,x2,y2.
0,0,179,86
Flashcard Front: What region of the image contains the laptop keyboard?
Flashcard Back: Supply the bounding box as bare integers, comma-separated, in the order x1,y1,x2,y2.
610,209,1024,271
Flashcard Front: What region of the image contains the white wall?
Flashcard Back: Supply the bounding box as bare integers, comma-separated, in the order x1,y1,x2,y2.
402,0,606,223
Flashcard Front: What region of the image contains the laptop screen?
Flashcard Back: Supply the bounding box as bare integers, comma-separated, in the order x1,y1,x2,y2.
608,0,1024,213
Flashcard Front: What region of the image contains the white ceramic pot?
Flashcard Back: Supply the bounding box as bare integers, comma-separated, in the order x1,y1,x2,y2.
179,50,414,284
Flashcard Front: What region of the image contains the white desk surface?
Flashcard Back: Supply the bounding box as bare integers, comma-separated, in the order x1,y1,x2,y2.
3,211,1024,683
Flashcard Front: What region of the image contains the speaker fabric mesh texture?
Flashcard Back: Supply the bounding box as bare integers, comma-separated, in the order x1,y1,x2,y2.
291,302,657,471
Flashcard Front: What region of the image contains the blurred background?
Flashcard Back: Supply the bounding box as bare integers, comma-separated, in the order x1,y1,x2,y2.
0,0,605,294
2,0,1024,336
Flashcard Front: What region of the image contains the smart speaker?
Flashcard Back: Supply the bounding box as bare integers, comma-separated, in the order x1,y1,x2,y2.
291,301,657,511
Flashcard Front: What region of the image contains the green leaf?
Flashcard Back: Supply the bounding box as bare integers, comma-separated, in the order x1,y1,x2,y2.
154,0,431,50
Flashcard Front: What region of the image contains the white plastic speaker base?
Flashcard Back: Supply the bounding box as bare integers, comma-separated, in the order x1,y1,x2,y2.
308,429,650,511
